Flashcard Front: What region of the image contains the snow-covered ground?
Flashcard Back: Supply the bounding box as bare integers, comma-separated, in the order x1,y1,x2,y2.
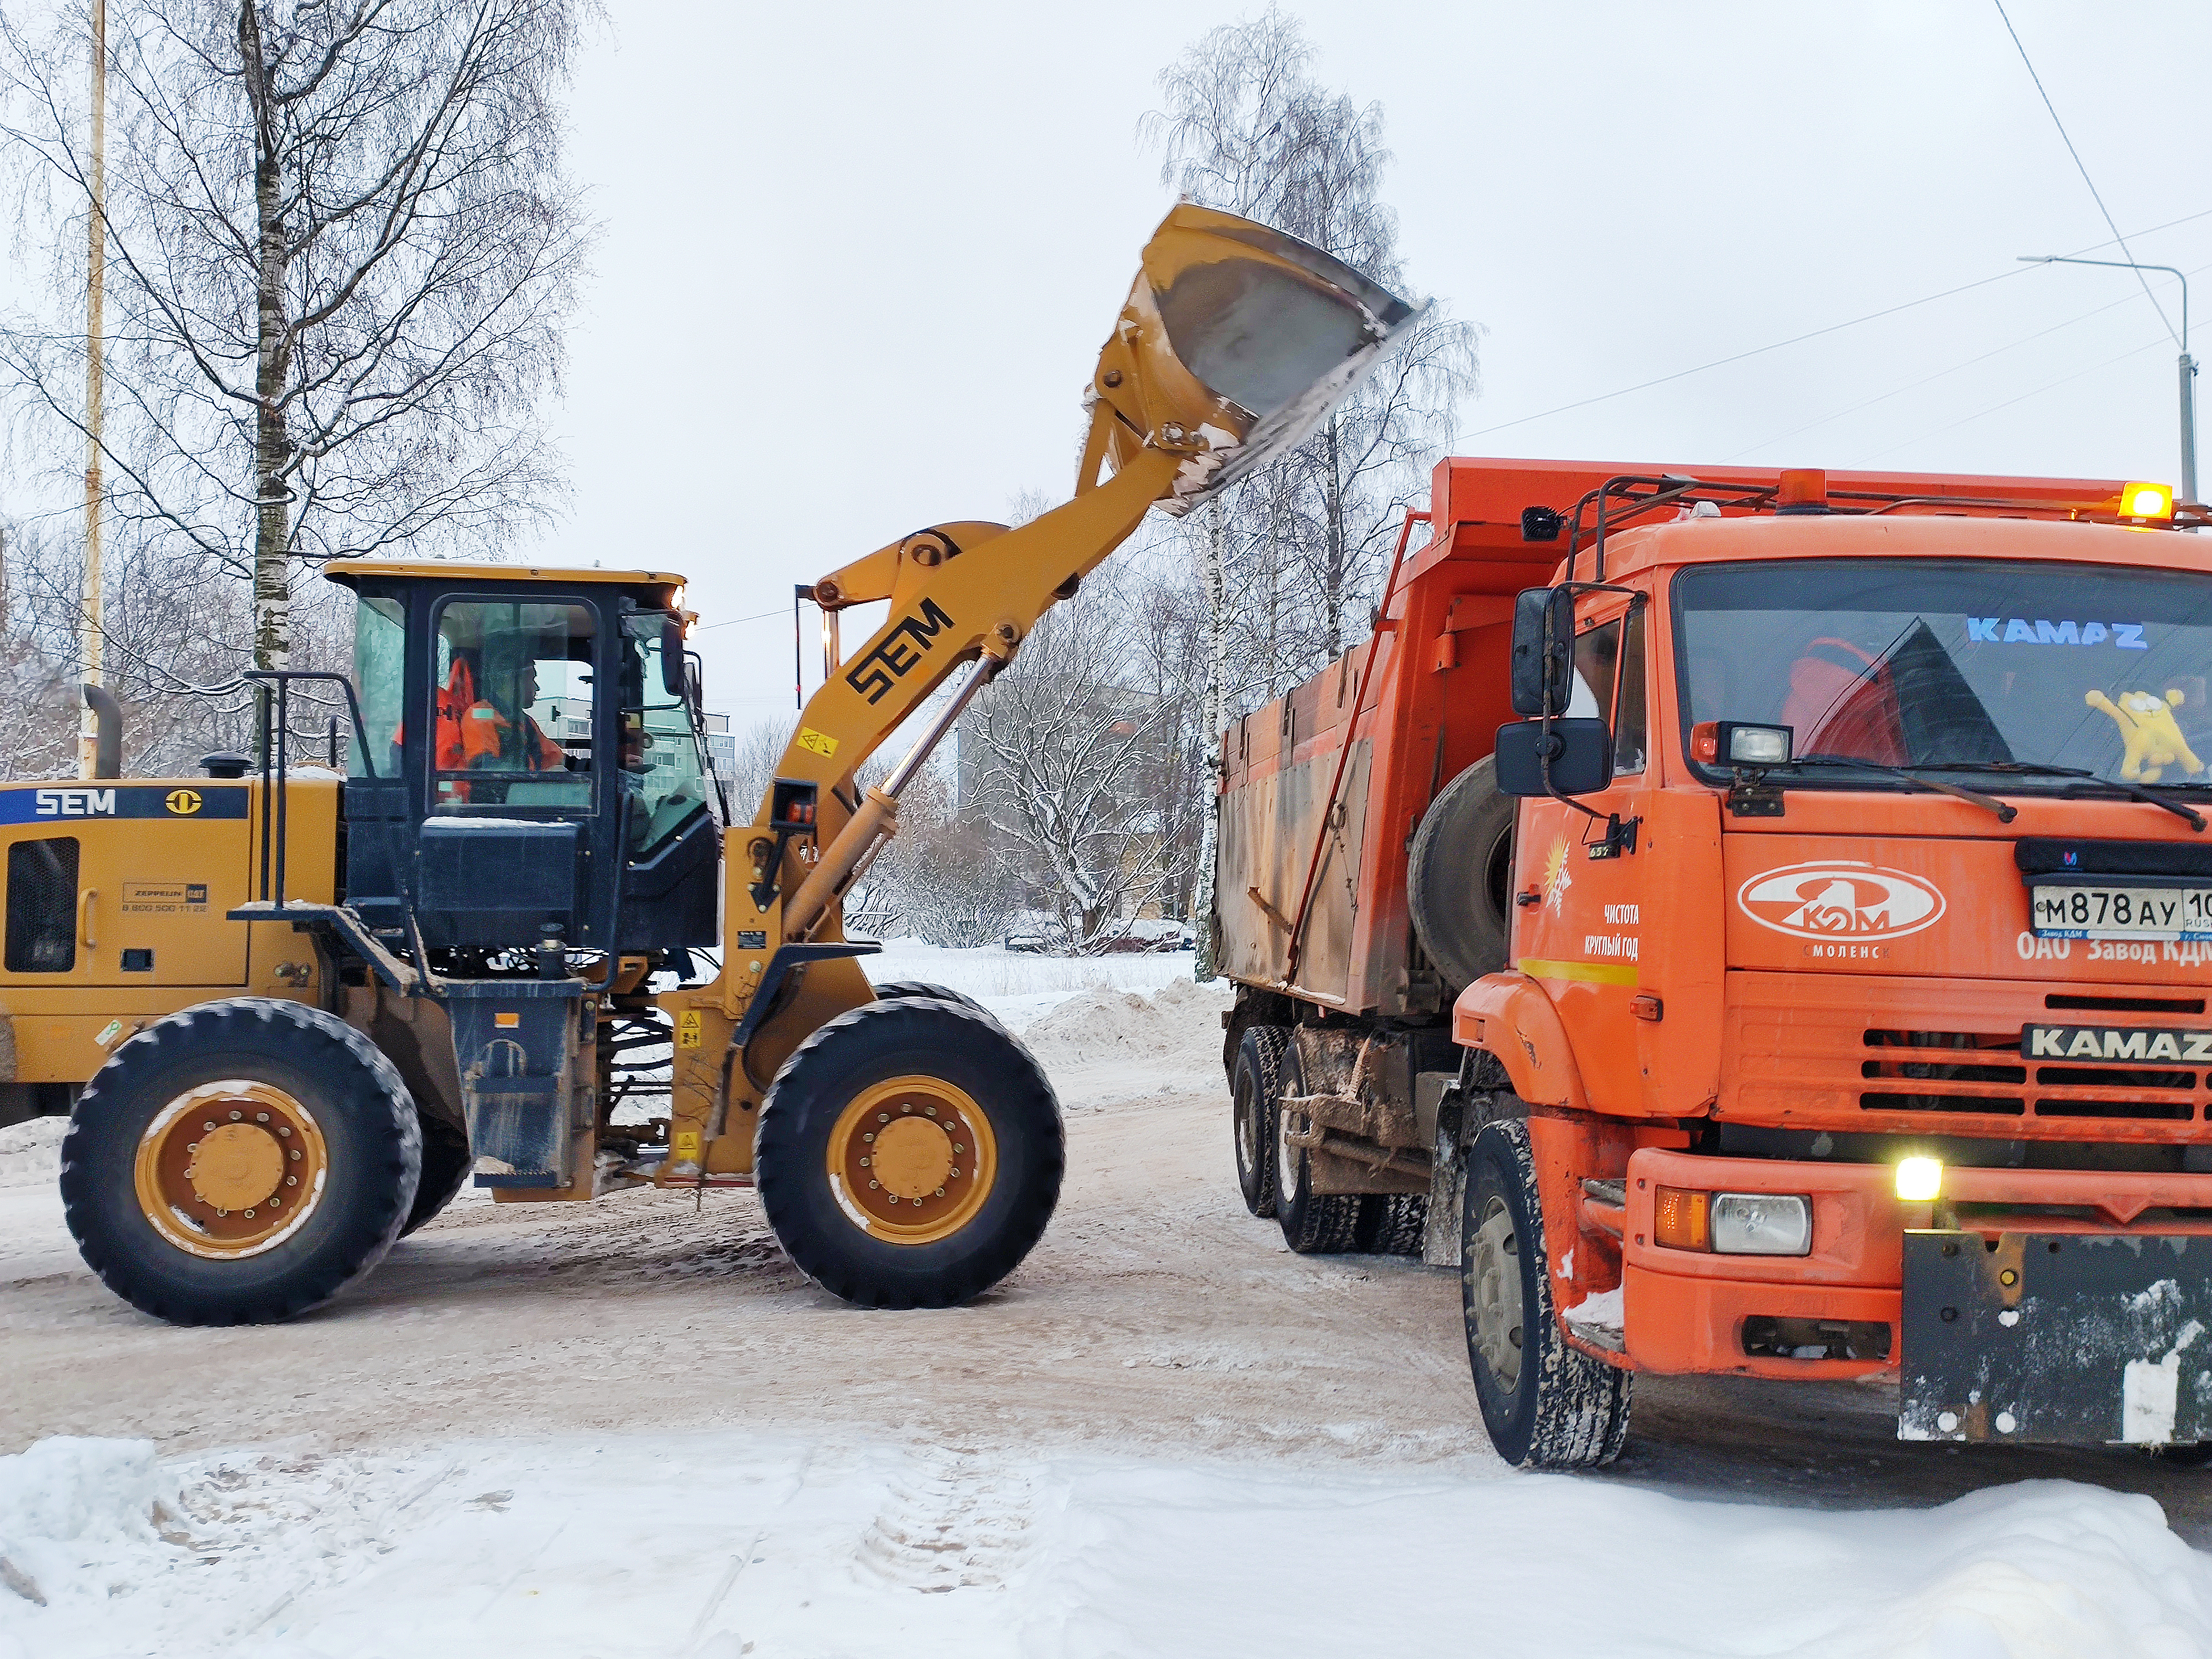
7,1431,2212,1659
7,951,2212,1658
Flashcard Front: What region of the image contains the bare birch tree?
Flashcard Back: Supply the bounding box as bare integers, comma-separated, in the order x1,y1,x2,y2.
0,0,594,676
1144,4,1479,973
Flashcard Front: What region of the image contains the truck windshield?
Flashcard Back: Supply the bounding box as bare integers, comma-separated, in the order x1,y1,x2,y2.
1674,558,2212,791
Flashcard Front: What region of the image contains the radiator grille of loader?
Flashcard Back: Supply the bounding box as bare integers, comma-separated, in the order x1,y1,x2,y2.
1728,977,2211,1131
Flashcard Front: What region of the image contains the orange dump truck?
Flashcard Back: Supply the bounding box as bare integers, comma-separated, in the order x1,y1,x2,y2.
1215,458,2212,1466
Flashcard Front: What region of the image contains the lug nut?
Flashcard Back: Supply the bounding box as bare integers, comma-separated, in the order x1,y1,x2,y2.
925,1105,937,1118
859,1157,870,1167
256,1113,268,1123
230,1110,242,1120
878,1113,890,1124
285,1176,296,1186
868,1180,878,1190
290,1150,301,1160
278,1126,290,1137
863,1132,874,1143
935,1188,945,1198
204,1121,216,1133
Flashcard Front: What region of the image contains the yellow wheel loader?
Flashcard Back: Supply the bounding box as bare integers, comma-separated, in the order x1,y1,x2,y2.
37,206,1421,1323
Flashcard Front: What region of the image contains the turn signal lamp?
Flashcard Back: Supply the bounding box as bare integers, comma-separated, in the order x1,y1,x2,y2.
2123,482,2175,521
1895,1157,1944,1202
1654,1187,1710,1250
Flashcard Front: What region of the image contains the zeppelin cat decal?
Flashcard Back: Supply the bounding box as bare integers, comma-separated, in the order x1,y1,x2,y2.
1736,861,1947,942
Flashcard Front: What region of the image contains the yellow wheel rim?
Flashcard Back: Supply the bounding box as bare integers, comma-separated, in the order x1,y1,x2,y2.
132,1080,329,1259
825,1074,998,1245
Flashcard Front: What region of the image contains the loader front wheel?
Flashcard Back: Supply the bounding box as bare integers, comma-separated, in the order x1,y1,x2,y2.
60,999,421,1325
757,999,1062,1308
1462,1120,1631,1469
399,1118,474,1238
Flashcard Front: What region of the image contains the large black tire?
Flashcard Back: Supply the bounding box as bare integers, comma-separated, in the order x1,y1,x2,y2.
757,998,1062,1309
60,998,421,1326
1230,1026,1289,1218
870,980,998,1022
1274,1041,1365,1254
400,1117,473,1238
1407,758,1517,992
1357,1193,1429,1256
1462,1119,1631,1468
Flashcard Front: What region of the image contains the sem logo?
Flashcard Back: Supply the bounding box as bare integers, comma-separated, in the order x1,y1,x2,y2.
34,787,116,817
1737,861,1946,941
165,789,202,815
844,598,956,706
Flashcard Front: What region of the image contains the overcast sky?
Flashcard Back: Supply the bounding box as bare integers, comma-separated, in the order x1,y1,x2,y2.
548,0,2212,728
12,2,2209,732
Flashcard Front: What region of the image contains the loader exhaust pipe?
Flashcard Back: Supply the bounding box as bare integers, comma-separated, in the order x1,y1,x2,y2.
80,682,121,779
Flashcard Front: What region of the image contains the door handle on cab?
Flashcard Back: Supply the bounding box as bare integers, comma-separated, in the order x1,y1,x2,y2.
1515,888,1542,907
79,888,97,951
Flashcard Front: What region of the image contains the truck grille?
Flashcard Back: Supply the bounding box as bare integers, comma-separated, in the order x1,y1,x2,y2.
1728,978,2210,1132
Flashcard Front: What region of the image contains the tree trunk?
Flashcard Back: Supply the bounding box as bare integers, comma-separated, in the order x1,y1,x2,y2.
240,2,290,675
1192,496,1229,982
1322,412,1345,660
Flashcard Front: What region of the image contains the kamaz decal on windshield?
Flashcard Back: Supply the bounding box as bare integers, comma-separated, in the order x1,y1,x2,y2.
1965,618,2148,647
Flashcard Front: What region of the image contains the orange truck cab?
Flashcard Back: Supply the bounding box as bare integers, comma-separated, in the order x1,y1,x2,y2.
1214,458,2212,1467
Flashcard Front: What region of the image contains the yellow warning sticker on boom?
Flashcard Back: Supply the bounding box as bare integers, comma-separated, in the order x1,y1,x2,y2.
796,727,838,758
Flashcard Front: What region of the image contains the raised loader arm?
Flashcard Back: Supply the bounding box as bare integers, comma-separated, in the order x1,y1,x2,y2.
657,202,1421,1310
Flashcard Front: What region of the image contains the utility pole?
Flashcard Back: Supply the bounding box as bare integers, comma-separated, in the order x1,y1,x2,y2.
2020,254,2196,504
78,0,107,779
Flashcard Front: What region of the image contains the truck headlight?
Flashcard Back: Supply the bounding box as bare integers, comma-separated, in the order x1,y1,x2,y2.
1710,1193,1812,1256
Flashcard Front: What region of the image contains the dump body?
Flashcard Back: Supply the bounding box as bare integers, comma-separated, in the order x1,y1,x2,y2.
1217,456,2212,1448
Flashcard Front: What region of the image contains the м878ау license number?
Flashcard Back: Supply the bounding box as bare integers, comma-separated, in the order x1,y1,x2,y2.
2031,884,2212,941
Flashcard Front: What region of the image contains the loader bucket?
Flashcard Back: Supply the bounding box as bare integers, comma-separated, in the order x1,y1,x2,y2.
1082,203,1427,513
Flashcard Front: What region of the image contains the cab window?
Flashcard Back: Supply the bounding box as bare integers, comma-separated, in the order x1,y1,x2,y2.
620,613,711,854
429,599,596,810
352,596,404,778
1566,607,1648,777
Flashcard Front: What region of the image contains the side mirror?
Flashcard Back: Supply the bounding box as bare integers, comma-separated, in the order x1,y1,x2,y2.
1494,718,1613,797
660,618,688,698
1510,587,1574,717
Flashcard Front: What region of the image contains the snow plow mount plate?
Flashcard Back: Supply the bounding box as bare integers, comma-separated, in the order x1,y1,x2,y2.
1900,1229,2212,1445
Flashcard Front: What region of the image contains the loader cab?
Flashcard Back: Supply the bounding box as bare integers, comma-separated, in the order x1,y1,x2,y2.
325,561,720,963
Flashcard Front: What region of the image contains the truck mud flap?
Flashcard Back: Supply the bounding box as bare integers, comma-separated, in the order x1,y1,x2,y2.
1900,1229,2212,1445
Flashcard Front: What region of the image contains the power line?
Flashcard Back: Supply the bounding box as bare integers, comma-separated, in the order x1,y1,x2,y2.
1465,206,2212,443
1992,0,2177,346
1856,331,2172,463
696,604,792,630
1724,257,2212,461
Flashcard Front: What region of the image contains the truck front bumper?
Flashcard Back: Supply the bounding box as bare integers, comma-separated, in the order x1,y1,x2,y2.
1615,1149,2212,1442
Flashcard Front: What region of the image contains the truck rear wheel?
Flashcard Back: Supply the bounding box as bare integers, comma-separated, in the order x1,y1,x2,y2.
1462,1119,1631,1468
1274,1043,1364,1254
757,998,1062,1308
59,998,422,1326
1407,757,1516,992
1230,1025,1289,1217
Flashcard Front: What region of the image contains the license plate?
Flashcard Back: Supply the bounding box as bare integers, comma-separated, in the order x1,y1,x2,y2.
1901,1230,2212,1444
2030,882,2212,940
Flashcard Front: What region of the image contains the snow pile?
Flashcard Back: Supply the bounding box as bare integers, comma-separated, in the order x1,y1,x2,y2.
0,1116,66,1190
1021,977,1229,1076
0,1437,160,1625
5,1432,2211,1659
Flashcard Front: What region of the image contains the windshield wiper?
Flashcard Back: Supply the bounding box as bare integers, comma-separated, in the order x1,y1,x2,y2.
1787,754,2016,823
1902,761,2206,832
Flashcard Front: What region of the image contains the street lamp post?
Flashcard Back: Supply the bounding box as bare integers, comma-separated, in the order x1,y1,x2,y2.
2020,254,2195,504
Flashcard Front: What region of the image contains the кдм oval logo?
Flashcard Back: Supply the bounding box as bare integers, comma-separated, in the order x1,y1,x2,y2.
1736,861,1946,941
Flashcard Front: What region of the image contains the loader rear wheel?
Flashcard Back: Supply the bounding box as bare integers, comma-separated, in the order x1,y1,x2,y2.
1230,1025,1289,1218
400,1118,474,1238
1462,1120,1631,1468
60,998,421,1326
1274,1042,1364,1254
757,998,1062,1308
